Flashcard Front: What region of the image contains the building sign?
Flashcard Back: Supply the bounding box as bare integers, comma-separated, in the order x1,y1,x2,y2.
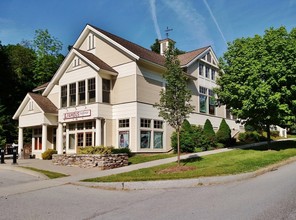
64,109,91,120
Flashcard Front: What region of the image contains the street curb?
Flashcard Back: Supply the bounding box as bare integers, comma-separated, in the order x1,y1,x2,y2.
75,156,296,191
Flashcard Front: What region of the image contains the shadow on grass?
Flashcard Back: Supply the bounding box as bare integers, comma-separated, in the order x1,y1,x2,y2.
242,140,296,151
181,155,203,165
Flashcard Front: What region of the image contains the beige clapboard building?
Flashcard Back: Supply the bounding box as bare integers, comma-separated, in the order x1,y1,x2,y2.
13,24,240,159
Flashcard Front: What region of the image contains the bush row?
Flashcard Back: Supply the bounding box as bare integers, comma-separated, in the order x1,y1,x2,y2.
171,119,232,153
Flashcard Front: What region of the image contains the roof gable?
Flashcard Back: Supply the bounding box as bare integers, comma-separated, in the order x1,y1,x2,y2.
13,93,57,120
43,47,118,96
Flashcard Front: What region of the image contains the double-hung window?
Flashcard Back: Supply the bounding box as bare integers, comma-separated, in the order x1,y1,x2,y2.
199,86,207,113
78,81,85,104
69,83,76,106
102,79,110,103
88,78,96,103
61,85,67,107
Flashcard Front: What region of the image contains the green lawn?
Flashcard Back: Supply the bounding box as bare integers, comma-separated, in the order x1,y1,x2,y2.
83,140,296,182
128,153,177,164
20,166,69,179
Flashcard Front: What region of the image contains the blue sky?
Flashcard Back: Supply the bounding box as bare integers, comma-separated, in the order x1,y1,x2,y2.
0,0,296,57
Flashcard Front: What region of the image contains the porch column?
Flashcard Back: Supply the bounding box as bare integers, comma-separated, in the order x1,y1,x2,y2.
57,123,63,154
42,123,47,154
96,118,101,146
18,127,23,156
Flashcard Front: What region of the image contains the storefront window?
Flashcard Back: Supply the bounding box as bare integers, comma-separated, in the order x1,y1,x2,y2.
77,133,84,147
154,132,163,149
69,134,75,149
119,131,129,148
140,131,151,148
86,132,92,146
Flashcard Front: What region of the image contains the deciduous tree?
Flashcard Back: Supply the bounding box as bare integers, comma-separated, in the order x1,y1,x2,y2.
154,43,194,165
216,26,296,143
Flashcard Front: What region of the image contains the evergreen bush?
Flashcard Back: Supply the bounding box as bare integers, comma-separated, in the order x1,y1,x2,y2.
41,149,57,160
216,119,231,146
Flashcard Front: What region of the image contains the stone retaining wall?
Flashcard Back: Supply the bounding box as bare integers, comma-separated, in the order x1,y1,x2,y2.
52,154,128,169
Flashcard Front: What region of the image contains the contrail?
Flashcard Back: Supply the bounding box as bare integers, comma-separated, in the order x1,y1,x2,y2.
149,0,162,39
203,0,227,46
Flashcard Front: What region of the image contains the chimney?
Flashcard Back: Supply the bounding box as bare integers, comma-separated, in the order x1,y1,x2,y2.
159,38,175,56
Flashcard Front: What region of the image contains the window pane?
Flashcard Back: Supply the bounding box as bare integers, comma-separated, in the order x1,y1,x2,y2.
77,133,84,147
119,131,129,148
61,85,67,107
154,120,163,129
199,64,203,76
199,95,207,113
69,134,75,149
77,123,83,130
86,133,92,146
154,132,163,149
119,119,129,128
102,79,110,103
85,122,93,129
140,131,151,148
88,78,96,103
141,119,151,128
70,83,76,106
79,81,85,104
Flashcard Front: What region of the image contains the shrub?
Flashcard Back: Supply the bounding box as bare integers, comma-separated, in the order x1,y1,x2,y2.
171,121,217,153
203,119,216,148
203,119,215,138
171,120,196,153
238,131,262,143
270,130,280,137
42,149,57,160
78,146,113,155
111,148,133,157
216,119,231,146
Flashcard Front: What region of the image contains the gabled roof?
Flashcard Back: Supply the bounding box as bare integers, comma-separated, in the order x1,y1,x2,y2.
74,48,118,74
13,93,57,119
32,82,49,92
29,93,57,114
43,47,118,96
178,46,210,66
88,24,166,66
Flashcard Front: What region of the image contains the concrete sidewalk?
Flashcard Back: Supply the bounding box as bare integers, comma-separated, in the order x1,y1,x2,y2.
0,139,294,195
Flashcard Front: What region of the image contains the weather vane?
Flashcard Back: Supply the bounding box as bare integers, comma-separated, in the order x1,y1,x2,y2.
165,26,173,38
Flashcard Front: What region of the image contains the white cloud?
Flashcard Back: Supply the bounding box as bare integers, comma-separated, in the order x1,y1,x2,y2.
149,0,162,39
203,0,227,46
161,0,210,46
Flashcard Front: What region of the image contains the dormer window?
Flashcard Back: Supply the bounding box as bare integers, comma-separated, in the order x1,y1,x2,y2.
88,33,95,50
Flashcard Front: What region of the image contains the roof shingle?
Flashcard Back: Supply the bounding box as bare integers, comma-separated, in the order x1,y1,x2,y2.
29,93,57,114
75,48,118,73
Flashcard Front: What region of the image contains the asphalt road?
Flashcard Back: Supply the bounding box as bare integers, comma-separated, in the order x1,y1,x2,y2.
1,161,296,219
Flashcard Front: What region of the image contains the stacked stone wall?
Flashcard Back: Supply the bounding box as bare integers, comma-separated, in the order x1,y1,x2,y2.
52,154,128,169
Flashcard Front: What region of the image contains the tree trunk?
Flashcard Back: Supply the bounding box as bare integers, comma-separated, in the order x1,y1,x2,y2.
177,127,180,166
266,124,271,145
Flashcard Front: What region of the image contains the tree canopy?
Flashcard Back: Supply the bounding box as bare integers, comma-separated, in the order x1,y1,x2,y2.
216,26,296,140
0,29,64,145
150,38,186,55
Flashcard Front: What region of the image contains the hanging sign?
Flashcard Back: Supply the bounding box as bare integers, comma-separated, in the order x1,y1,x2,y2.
64,109,91,120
